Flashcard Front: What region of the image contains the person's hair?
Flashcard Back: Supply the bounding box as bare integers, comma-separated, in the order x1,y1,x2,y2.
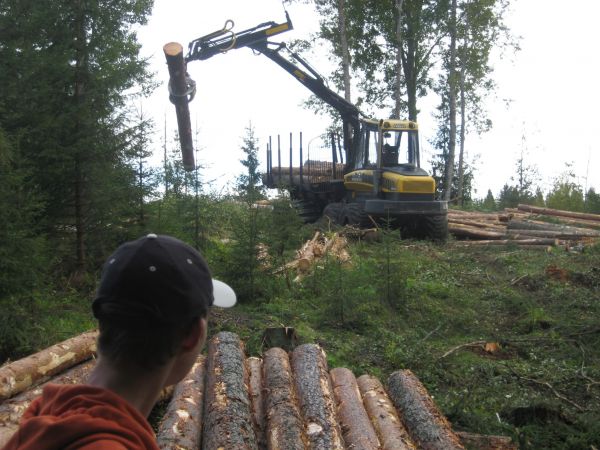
96,314,201,369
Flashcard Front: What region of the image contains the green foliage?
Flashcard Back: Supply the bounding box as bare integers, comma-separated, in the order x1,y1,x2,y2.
236,123,265,203
263,194,306,258
546,169,585,212
585,187,600,214
482,189,497,210
0,0,154,271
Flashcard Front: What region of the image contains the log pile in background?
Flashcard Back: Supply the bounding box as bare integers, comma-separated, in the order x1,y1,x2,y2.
1,331,517,449
449,204,600,248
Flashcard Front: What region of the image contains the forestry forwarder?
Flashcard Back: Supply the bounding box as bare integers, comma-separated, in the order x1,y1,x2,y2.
164,12,448,240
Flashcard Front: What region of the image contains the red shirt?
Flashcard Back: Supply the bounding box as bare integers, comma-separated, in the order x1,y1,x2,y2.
2,384,159,450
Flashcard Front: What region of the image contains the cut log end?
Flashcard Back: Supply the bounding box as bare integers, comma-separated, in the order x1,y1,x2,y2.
163,42,184,56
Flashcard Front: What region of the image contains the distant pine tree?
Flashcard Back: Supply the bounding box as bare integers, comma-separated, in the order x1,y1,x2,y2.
585,188,600,214
481,189,496,211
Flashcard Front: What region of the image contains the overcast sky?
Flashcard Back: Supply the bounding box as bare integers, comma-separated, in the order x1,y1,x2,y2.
137,0,600,197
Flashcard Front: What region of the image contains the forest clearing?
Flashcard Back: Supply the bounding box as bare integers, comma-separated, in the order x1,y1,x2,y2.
2,1,600,448
1,202,599,449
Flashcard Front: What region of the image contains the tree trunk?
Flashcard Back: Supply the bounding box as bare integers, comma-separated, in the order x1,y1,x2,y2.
457,50,467,205
156,356,206,449
247,357,267,449
394,0,405,119
455,431,517,450
163,42,195,171
448,223,505,239
357,374,416,450
337,0,352,103
506,228,600,239
263,348,308,450
291,344,344,450
443,0,458,202
448,218,506,230
0,331,97,401
517,204,600,222
330,368,380,450
201,332,257,450
387,370,465,450
401,0,423,122
73,0,87,270
453,239,558,246
508,219,599,234
0,360,95,447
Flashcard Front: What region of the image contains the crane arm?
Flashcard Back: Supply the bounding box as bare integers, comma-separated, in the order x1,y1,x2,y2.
184,13,361,127
167,13,361,170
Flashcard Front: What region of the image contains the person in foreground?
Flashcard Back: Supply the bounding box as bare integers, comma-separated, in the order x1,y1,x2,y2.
3,234,236,450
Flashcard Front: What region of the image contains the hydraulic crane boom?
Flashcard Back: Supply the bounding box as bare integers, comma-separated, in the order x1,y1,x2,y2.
164,13,448,241
184,12,360,127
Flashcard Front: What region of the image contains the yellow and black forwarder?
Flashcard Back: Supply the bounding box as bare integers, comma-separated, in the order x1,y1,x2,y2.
169,12,448,240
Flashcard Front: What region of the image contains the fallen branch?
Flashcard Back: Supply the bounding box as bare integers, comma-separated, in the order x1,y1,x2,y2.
512,370,585,412
439,341,487,359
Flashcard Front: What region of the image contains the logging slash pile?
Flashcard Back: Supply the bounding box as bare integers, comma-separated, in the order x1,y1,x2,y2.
274,231,350,281
449,204,600,249
0,331,518,449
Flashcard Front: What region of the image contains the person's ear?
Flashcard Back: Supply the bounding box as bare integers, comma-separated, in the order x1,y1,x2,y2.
180,317,207,351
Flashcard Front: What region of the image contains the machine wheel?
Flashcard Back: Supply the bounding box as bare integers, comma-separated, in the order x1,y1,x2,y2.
292,199,322,223
343,203,371,228
322,202,344,225
421,214,448,242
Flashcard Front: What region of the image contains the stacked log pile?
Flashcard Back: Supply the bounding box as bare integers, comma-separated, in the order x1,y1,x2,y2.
0,331,516,449
265,160,346,185
449,204,600,248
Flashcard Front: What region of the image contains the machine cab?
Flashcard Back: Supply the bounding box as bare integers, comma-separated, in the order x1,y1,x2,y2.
353,119,420,171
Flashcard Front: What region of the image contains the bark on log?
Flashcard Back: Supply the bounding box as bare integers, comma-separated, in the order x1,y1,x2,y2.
163,42,194,171
0,331,97,401
357,375,416,450
506,228,600,239
0,360,94,447
517,204,600,222
529,215,600,230
291,344,344,450
453,239,557,246
456,431,517,450
387,370,464,450
448,218,506,229
448,224,505,239
448,212,509,222
202,332,257,450
263,348,308,450
247,357,267,450
508,219,600,235
156,355,206,450
330,368,380,450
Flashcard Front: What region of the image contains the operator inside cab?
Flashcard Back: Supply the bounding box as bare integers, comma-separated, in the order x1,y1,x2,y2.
382,132,399,166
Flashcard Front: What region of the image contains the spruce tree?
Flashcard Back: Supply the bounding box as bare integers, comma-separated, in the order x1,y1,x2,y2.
0,0,154,271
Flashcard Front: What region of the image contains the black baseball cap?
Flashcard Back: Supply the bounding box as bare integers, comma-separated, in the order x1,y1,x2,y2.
92,234,235,325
